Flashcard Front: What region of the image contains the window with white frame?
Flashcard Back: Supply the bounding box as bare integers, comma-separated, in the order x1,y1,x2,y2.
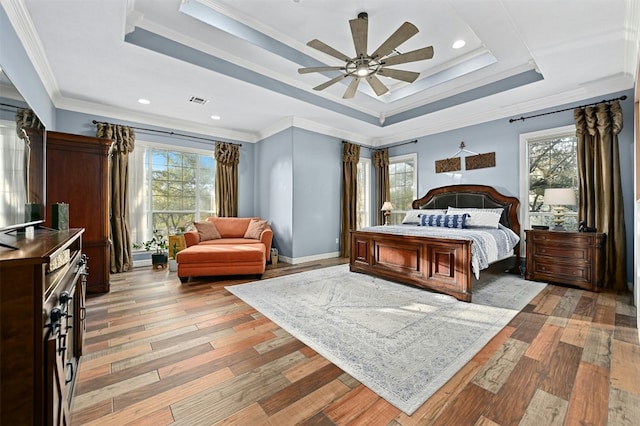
388,153,418,224
356,157,371,229
129,143,216,246
519,125,579,233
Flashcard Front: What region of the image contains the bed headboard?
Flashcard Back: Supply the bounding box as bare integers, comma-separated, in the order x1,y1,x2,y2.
412,184,520,238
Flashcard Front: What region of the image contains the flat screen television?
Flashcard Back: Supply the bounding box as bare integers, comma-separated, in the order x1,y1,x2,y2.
0,69,46,243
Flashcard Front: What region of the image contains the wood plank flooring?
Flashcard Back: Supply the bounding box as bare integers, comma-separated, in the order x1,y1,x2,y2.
70,259,639,425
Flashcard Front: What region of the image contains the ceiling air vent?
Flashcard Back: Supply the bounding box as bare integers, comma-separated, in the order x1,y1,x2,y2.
188,96,209,105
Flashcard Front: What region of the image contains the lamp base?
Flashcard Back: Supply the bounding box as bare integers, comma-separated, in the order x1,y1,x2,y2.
552,206,566,231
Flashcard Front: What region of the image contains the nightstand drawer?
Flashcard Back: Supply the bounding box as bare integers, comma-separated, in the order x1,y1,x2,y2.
530,259,591,283
532,245,589,261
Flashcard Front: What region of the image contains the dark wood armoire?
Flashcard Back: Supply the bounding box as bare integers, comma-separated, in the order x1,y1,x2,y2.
46,131,111,293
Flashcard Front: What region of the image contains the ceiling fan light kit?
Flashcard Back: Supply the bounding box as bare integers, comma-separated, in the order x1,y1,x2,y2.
298,12,434,99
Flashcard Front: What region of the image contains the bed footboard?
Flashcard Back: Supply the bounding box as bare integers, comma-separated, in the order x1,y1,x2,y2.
350,230,473,302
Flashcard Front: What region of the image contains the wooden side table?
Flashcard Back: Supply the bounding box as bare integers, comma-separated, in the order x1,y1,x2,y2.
168,234,186,259
525,229,606,291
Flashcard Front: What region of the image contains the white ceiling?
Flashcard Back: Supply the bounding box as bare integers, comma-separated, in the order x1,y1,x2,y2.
3,0,639,145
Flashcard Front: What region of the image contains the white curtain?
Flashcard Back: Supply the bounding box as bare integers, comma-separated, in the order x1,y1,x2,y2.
0,120,27,225
127,143,150,246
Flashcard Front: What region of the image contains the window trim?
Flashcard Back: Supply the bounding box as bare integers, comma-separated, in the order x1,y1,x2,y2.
357,157,371,229
389,153,418,223
131,141,216,246
519,124,576,243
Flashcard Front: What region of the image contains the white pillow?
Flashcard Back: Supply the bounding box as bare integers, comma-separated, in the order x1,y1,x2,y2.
402,209,446,224
446,207,504,216
446,207,504,228
466,211,502,228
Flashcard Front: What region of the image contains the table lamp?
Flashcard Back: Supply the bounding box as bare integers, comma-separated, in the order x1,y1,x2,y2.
543,188,577,230
381,201,393,226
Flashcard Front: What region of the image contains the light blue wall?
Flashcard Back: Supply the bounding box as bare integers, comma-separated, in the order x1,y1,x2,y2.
292,128,342,258
254,128,346,259
0,7,55,127
254,128,294,257
387,89,635,284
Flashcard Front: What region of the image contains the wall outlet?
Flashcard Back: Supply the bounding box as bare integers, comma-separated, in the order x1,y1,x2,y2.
335,238,339,244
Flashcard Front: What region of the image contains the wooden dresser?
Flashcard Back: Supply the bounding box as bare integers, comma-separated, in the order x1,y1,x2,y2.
0,229,87,425
525,229,606,291
46,131,111,293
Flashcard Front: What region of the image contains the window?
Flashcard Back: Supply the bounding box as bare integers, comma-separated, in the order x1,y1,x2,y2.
388,153,417,224
356,157,371,229
129,144,215,245
519,125,578,232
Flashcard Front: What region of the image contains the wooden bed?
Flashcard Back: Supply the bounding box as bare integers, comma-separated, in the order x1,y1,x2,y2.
350,184,521,302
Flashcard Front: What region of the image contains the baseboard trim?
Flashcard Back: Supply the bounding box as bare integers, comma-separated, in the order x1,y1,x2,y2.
280,251,340,265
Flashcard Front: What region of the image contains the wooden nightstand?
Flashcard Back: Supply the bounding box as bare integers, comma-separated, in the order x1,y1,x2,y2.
525,229,606,291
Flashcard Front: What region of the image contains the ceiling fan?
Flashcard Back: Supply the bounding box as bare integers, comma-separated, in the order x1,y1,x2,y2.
298,12,434,99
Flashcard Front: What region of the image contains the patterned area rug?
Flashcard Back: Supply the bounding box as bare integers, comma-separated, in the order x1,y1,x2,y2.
226,265,546,415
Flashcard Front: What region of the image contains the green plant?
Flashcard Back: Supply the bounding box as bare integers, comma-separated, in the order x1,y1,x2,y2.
171,242,179,259
136,229,168,254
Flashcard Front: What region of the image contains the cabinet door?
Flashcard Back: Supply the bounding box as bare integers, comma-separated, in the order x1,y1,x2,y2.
45,333,70,426
74,260,88,357
46,132,111,293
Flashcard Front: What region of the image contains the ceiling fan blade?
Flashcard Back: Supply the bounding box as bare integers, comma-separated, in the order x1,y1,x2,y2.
307,39,351,62
377,68,420,83
343,77,360,99
371,22,419,59
365,74,389,96
349,17,368,57
313,74,349,91
298,66,345,74
382,46,434,66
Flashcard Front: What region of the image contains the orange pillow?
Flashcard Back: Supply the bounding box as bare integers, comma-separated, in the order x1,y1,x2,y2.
193,221,221,241
244,219,268,239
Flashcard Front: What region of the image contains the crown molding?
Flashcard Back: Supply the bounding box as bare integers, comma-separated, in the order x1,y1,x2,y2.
256,115,375,146
2,0,59,101
624,0,640,82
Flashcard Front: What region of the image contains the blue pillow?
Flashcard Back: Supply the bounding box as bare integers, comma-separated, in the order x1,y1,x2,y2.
419,213,469,228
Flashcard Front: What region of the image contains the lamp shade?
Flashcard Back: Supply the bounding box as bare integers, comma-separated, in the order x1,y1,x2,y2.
544,188,577,206
381,201,393,212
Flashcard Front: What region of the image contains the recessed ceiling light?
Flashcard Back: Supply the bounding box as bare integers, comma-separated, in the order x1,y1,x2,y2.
452,40,466,49
137,98,150,104
210,115,221,120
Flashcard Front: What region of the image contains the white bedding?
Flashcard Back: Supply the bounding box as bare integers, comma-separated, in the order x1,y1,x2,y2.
357,224,520,279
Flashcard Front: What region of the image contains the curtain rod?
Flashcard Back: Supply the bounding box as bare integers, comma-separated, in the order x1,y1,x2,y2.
508,95,627,123
91,120,242,146
342,139,417,150
0,102,24,109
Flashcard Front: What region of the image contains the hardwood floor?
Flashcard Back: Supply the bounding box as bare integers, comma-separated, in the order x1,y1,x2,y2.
70,259,639,425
